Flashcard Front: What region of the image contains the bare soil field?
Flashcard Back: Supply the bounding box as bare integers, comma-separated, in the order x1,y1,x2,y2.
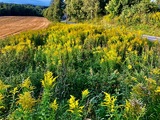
0,16,51,39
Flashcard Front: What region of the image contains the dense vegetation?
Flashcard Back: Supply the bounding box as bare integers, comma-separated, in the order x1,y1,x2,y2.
43,0,65,21
0,0,160,119
0,21,160,119
43,0,109,21
0,2,46,16
43,0,160,22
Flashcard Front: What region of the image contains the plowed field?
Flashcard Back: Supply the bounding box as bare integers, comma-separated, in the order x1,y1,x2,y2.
0,16,51,39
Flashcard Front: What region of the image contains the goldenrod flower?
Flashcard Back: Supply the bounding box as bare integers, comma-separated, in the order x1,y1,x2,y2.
82,89,89,100
68,95,84,116
22,78,34,91
101,92,117,112
155,86,160,93
17,92,36,110
41,71,57,89
0,80,10,93
151,68,160,75
131,77,137,82
103,49,121,63
127,65,132,69
0,93,5,109
125,100,131,112
127,46,132,52
0,93,3,101
50,99,58,111
10,87,19,95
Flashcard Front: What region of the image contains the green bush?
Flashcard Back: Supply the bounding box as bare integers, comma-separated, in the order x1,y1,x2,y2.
120,1,159,25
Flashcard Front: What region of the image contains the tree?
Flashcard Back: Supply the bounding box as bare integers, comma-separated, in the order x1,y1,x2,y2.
43,7,54,21
81,0,100,19
156,0,160,4
0,3,45,16
65,0,102,21
99,0,109,15
65,0,84,21
53,0,63,21
43,0,64,22
105,0,144,17
105,0,120,16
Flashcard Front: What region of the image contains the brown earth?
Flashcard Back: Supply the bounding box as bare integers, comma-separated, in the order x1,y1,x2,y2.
0,16,51,39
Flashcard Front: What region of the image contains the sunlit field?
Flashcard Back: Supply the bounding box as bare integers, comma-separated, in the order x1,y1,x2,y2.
0,23,160,119
0,16,50,39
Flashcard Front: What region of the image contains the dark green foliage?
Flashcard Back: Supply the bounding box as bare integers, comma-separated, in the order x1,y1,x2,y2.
43,0,109,21
43,0,64,22
105,0,121,16
105,0,144,17
0,48,33,77
53,0,63,22
99,0,109,15
43,6,54,21
120,1,159,25
0,2,46,16
65,0,84,21
65,0,102,21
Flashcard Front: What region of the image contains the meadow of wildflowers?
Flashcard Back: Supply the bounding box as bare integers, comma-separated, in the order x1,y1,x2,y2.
0,22,160,119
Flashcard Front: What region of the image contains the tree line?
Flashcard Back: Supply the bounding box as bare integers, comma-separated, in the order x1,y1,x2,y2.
0,0,159,21
43,0,160,22
43,0,108,21
0,2,46,16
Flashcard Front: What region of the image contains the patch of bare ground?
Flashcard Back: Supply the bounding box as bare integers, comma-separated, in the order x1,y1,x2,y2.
0,16,51,39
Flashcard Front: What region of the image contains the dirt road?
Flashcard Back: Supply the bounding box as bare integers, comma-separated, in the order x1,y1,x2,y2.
0,16,51,39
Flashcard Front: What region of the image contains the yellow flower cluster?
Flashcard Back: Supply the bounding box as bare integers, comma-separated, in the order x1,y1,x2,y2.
0,80,10,93
41,71,57,89
10,87,19,95
21,78,34,91
82,89,89,100
68,95,84,116
127,65,132,69
1,39,31,54
0,93,5,109
50,99,58,111
151,68,160,75
149,12,160,23
155,86,160,93
101,92,117,112
17,92,36,110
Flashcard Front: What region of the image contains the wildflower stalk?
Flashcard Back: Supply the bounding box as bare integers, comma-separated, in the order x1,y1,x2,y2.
9,87,19,115
68,95,84,120
101,92,123,119
0,93,5,111
38,71,58,120
50,99,58,119
81,89,90,119
0,80,10,115
9,91,36,120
